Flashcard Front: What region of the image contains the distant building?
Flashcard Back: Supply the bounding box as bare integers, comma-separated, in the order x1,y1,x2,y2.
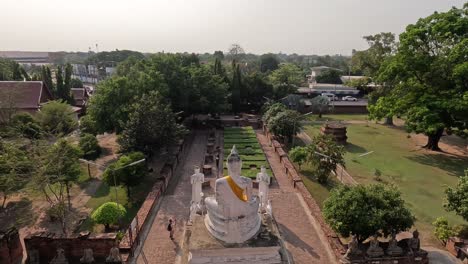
299,84,360,95
0,51,50,65
71,88,89,107
0,81,53,122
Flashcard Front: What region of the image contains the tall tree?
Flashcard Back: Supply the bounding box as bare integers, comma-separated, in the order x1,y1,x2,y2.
353,32,397,125
228,44,245,61
267,109,303,143
103,152,147,199
306,134,345,183
231,62,242,113
56,66,65,100
369,6,468,150
260,53,279,73
63,63,73,103
43,139,82,209
118,91,187,155
0,142,33,208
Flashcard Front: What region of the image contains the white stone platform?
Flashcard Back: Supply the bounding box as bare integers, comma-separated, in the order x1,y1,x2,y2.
186,214,284,264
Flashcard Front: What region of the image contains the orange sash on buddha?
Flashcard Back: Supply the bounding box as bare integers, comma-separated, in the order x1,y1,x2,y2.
225,176,248,202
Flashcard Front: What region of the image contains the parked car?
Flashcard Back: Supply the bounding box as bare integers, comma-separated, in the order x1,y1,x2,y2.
321,93,339,101
342,96,358,101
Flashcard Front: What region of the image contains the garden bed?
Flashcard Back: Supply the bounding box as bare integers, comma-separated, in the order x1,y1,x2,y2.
223,127,272,178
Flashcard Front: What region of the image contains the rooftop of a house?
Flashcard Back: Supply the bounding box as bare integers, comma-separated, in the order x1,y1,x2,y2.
71,88,86,100
0,81,51,109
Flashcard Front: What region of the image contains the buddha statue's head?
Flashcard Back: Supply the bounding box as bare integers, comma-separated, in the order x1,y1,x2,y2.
227,145,242,177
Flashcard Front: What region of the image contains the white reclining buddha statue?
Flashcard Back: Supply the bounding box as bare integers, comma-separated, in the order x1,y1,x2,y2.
204,145,261,244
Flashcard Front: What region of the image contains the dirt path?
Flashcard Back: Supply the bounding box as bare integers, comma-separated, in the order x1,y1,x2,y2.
257,131,337,264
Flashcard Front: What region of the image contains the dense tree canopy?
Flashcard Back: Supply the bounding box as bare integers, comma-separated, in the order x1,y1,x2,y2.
0,58,28,81
268,63,304,88
267,109,303,143
0,142,33,208
315,69,343,84
323,184,415,242
118,91,187,154
445,171,468,221
259,53,279,73
103,152,147,198
38,100,77,135
368,6,468,150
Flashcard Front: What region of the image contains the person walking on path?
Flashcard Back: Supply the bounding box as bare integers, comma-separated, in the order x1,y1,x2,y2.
167,219,176,240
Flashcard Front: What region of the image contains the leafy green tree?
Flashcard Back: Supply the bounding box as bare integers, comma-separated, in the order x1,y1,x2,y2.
43,139,82,209
432,217,455,243
91,202,126,230
118,91,187,155
369,7,468,149
63,63,73,103
445,170,468,221
289,146,307,169
315,69,343,84
268,63,304,99
37,100,77,135
79,133,101,160
189,65,230,114
267,109,302,143
323,184,415,242
10,112,42,139
306,134,345,183
56,66,65,100
103,152,147,198
70,78,83,88
262,103,287,125
0,58,28,81
79,115,98,135
213,50,224,60
269,63,304,87
231,62,242,113
351,32,397,77
41,66,55,95
260,53,279,73
310,96,329,118
0,142,33,208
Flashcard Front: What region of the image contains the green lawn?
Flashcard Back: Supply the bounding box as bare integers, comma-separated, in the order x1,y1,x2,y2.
304,122,468,243
223,127,272,179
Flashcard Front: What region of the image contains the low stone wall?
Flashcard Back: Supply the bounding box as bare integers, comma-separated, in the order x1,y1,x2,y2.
263,128,346,261
0,228,23,264
24,232,117,263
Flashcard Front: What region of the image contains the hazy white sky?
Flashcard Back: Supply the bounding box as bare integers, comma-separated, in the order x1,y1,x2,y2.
1,0,465,55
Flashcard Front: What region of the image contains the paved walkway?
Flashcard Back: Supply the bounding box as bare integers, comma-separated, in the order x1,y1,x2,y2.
257,131,337,264
135,131,207,264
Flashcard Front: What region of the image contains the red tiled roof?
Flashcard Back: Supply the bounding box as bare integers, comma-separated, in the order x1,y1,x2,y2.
0,81,52,110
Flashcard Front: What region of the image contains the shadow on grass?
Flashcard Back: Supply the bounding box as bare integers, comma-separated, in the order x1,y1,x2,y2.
406,153,468,177
0,198,35,230
91,183,111,198
301,169,340,191
345,143,367,154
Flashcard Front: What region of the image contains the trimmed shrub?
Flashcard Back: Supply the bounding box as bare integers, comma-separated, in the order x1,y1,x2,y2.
91,202,126,229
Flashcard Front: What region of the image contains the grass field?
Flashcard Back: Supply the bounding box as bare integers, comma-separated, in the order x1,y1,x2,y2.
223,127,272,178
304,122,468,243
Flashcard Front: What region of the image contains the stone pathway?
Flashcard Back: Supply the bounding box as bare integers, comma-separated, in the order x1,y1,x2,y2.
256,131,337,264
135,131,207,264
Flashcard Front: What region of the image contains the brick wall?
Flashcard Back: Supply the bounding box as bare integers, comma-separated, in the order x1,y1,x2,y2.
24,232,117,263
